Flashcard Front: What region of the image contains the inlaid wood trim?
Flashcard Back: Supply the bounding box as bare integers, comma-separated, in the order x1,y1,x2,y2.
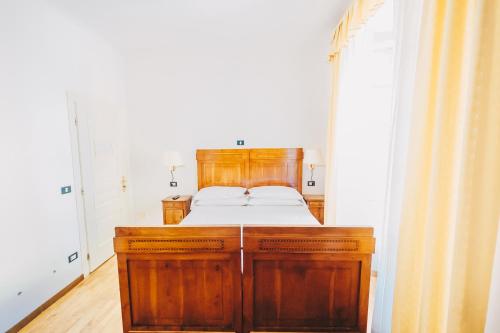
258,238,359,253
114,226,241,254
244,227,375,254
127,239,225,252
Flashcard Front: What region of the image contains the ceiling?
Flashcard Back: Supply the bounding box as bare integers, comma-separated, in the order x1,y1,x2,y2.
47,0,352,54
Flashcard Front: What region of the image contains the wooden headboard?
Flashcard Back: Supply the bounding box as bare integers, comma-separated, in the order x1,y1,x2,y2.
196,148,303,193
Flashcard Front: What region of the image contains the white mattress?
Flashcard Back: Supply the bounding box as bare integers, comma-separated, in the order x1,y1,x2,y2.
181,205,320,226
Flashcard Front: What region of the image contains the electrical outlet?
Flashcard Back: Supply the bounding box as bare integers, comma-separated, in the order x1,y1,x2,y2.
236,140,245,146
307,181,316,186
170,181,178,187
68,252,78,263
61,185,72,194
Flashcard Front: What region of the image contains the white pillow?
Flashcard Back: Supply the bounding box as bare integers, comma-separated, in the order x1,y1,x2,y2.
193,186,247,200
247,197,305,206
248,186,302,200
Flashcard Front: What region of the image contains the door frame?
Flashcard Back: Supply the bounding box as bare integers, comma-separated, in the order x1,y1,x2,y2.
66,91,92,277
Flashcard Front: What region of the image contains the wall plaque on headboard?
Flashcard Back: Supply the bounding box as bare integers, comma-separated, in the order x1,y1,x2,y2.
196,148,303,192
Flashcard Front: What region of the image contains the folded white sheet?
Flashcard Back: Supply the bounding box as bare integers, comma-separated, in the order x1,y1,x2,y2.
247,197,305,206
182,205,319,226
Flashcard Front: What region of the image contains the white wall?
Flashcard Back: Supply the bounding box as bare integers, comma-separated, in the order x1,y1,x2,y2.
124,42,330,225
0,1,126,330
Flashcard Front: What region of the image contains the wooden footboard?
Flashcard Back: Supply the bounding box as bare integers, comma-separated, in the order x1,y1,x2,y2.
114,226,374,333
114,226,242,333
242,227,375,333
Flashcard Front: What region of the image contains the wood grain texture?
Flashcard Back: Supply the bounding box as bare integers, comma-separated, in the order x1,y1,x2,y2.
19,257,122,333
17,257,377,333
162,196,192,224
196,148,303,193
248,149,303,192
196,149,250,189
303,194,325,224
7,275,84,332
114,227,242,333
242,227,375,333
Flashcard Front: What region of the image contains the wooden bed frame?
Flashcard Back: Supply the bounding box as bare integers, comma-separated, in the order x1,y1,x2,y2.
196,148,303,192
114,148,375,333
243,227,374,333
114,227,242,332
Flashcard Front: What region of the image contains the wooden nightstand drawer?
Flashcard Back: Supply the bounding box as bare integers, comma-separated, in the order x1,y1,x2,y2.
303,194,325,225
163,201,186,208
163,208,185,224
309,206,324,224
308,201,324,208
162,195,192,224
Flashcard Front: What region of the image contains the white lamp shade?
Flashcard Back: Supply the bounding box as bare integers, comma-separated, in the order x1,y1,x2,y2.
303,149,324,166
163,151,184,167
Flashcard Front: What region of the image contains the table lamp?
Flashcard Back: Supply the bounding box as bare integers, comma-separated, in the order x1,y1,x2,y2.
303,149,323,186
163,151,184,188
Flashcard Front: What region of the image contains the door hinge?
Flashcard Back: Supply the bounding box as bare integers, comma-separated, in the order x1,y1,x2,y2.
81,187,85,196
87,253,90,261
74,116,78,126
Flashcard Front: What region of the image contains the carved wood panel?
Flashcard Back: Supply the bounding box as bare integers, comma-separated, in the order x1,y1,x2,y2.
114,226,242,333
196,148,303,192
197,149,249,189
243,226,374,333
252,260,360,330
128,259,235,328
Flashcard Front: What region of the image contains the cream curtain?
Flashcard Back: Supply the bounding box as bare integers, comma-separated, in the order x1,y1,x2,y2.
328,0,385,62
324,0,384,225
391,0,500,331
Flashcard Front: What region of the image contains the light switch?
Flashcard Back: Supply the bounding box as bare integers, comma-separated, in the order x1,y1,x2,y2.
68,252,78,263
61,186,72,194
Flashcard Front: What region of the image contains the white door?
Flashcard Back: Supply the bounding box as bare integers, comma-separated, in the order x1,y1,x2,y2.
67,93,130,273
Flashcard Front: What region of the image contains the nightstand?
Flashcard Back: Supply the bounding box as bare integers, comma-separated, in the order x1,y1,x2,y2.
303,194,325,225
162,195,192,224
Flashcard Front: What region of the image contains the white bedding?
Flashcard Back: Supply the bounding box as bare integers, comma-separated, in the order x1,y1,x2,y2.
181,204,320,226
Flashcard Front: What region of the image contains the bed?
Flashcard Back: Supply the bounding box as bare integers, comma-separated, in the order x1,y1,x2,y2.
114,148,375,333
182,204,318,226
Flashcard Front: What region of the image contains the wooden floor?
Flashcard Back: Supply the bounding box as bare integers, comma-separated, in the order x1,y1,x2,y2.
20,257,122,333
20,256,377,333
